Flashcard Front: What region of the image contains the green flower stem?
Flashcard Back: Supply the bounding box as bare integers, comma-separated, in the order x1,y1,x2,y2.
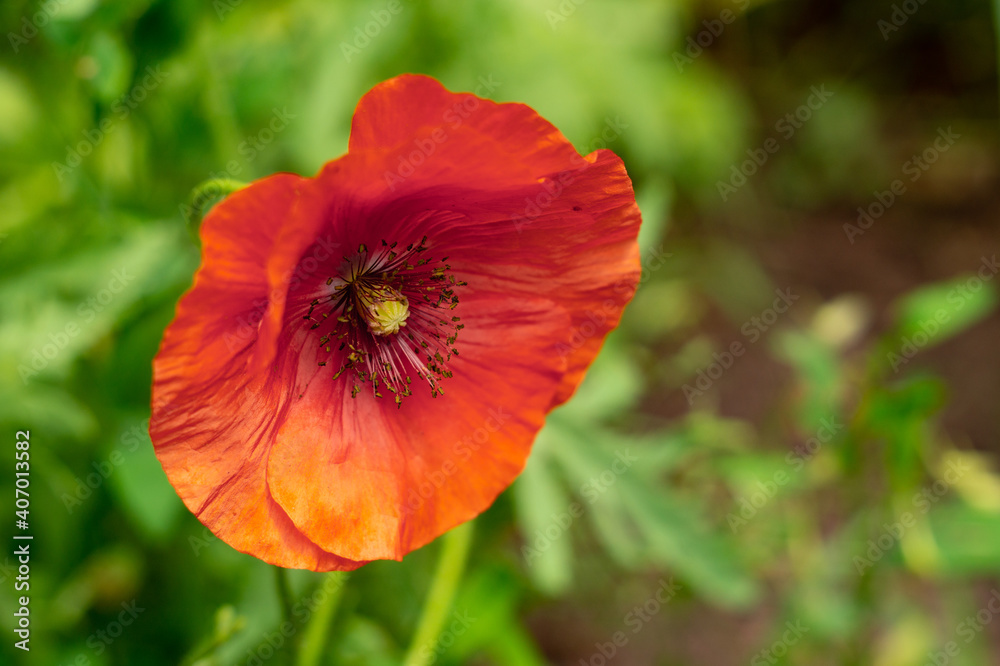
178,605,245,666
276,567,295,624
402,522,475,666
296,572,349,666
273,568,298,664
184,178,247,243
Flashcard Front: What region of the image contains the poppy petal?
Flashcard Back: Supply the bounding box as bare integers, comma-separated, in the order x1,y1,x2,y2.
152,74,642,570
152,174,363,570
342,74,641,405
265,292,570,561
348,74,579,188
417,150,642,406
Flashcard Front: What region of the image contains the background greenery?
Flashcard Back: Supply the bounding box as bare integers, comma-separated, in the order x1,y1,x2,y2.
1,0,998,664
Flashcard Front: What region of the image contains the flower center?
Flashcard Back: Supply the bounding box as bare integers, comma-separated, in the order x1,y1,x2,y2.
304,238,464,406
355,283,410,336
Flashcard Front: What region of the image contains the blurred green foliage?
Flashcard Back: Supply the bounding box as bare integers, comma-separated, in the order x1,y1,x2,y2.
1,0,998,664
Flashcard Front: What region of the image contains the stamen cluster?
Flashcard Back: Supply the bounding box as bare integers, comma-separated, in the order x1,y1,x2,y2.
304,237,465,405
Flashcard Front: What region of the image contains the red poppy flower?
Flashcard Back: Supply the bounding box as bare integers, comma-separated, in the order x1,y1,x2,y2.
151,74,642,570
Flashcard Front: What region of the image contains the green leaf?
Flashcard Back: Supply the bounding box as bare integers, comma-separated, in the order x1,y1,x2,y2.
861,376,946,493
447,566,547,666
544,414,758,607
587,490,646,568
773,329,843,431
87,31,134,103
928,503,1000,576
0,224,184,384
513,433,575,595
108,421,184,542
557,337,644,422
891,270,998,349
618,480,759,608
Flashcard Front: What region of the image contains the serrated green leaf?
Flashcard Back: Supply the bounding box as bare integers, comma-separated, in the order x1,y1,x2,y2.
513,443,575,595
891,271,998,349
619,481,759,608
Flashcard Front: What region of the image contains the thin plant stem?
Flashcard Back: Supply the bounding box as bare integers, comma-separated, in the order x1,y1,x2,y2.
274,567,300,665
296,572,349,666
276,567,295,624
402,522,475,666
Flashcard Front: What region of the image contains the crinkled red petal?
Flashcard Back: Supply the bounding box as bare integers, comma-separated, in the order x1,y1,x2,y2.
151,74,641,569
